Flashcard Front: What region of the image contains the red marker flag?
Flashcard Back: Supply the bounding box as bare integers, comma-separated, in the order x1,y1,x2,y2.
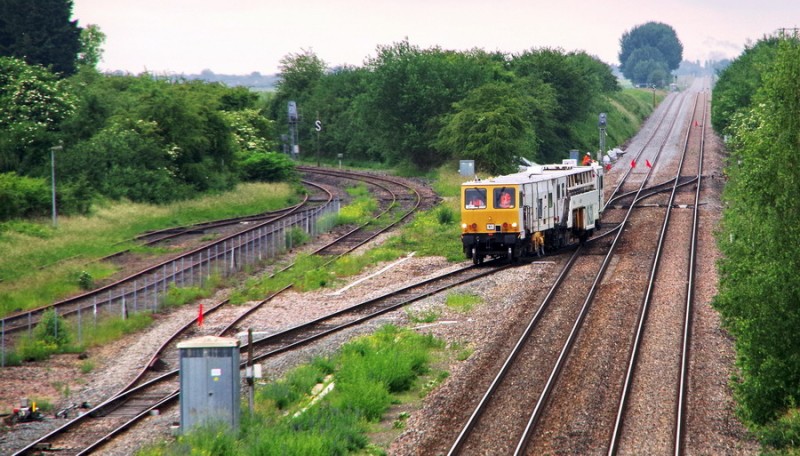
605,164,612,171
645,159,652,168
198,304,204,327
630,159,636,168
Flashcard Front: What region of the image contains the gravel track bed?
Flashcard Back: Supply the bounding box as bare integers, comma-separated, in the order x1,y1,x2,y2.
1,95,760,455
452,254,604,455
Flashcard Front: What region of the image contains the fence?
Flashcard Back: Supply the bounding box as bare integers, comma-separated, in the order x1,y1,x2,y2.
1,201,340,366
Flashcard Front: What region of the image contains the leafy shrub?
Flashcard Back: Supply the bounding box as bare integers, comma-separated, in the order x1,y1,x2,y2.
78,271,93,290
34,309,71,348
173,422,238,456
257,381,298,410
435,205,456,225
0,172,50,221
285,227,310,249
240,152,297,182
329,374,392,421
757,408,800,450
16,337,58,362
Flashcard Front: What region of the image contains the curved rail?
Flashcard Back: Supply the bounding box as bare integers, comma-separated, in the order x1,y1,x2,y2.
12,261,507,455
0,181,333,337
10,169,428,455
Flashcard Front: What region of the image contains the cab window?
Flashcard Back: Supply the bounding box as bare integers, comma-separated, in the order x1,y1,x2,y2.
494,188,515,208
465,189,486,209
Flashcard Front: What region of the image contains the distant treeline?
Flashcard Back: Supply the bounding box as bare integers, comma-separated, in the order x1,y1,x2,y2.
167,69,278,91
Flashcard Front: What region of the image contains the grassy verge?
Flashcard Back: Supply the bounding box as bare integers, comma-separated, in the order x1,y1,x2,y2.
0,182,298,317
231,193,463,302
137,325,452,456
2,275,223,366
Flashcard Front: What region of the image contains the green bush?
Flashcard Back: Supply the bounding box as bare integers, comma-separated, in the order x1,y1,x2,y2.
330,374,392,421
256,363,328,410
757,409,800,451
240,152,298,182
172,422,238,456
285,227,310,249
0,172,50,221
34,309,70,348
78,271,93,290
435,205,456,225
16,336,58,362
257,381,298,410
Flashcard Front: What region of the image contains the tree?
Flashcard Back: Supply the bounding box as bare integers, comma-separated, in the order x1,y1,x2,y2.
303,65,382,163
714,35,800,425
0,57,76,173
435,82,536,175
76,24,105,70
711,37,781,134
618,22,683,86
0,0,82,76
509,49,616,161
268,49,327,153
364,40,499,169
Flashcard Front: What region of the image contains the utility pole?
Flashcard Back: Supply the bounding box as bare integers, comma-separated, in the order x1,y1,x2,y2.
652,85,656,109
50,141,63,227
598,113,607,161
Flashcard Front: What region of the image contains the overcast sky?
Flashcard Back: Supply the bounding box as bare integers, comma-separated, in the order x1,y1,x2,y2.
71,0,798,75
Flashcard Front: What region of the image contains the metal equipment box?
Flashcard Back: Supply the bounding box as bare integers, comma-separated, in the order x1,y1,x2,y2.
177,336,241,433
459,160,475,177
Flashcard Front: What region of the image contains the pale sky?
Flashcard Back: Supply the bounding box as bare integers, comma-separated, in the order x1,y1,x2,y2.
72,0,798,75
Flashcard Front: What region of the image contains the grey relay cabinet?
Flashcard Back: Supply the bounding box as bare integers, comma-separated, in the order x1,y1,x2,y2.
177,336,241,433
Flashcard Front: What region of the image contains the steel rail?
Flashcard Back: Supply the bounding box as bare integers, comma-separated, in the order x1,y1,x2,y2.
0,181,332,336
444,90,690,455
674,88,707,456
10,170,426,455
607,91,701,455
447,248,583,455
513,90,690,455
12,261,507,455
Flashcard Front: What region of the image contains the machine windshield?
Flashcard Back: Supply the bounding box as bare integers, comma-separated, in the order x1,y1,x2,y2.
495,188,515,208
465,189,486,209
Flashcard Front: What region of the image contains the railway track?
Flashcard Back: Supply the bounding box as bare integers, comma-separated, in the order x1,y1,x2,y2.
9,168,433,455
0,180,335,340
1,167,431,343
12,261,507,455
446,81,709,454
608,86,708,455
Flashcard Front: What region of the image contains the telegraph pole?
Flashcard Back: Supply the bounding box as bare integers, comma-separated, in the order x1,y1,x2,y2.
598,113,607,161
50,142,63,227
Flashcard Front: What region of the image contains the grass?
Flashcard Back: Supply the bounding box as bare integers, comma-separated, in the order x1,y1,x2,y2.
445,291,483,313
137,325,448,456
0,182,297,317
232,191,464,303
